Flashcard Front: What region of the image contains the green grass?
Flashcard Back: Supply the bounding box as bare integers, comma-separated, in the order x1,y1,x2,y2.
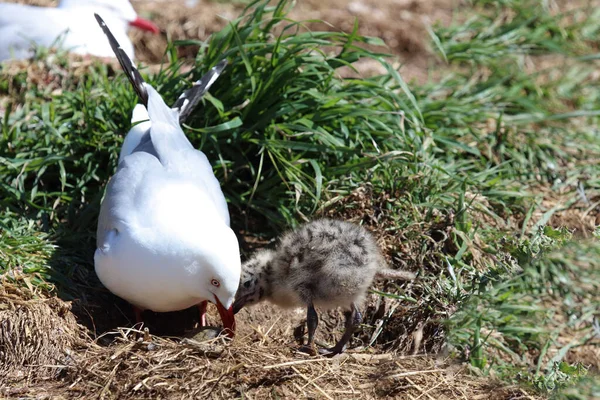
1,0,599,396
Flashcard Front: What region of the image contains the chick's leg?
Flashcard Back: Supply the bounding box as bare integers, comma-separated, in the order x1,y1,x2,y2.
293,322,306,345
299,303,319,355
320,302,362,356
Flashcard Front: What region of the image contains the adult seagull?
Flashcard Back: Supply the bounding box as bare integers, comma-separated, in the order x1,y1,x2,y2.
93,14,240,336
0,0,159,62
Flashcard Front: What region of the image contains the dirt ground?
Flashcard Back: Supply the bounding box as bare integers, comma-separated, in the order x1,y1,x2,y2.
0,0,561,398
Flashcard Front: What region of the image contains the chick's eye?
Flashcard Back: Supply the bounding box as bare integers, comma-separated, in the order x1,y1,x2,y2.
211,279,220,287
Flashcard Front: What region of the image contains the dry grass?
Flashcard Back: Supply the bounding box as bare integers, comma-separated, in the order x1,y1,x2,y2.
320,184,457,271
1,0,596,398
0,294,543,399
0,247,534,399
132,0,457,83
530,184,600,238
0,282,89,386
0,240,520,399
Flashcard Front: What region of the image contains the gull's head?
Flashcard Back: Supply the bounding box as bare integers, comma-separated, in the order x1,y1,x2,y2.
60,0,160,33
194,227,241,337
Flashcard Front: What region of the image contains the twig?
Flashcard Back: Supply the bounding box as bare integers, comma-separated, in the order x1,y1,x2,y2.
100,362,120,399
300,370,331,390
207,362,246,395
264,358,334,369
291,366,334,400
385,369,445,379
406,377,436,400
518,388,537,400
349,353,420,362
414,376,446,400
261,317,281,345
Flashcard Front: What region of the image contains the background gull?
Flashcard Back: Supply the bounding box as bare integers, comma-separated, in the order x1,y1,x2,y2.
0,0,159,62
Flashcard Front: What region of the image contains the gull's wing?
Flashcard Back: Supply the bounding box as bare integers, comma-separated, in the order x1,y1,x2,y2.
0,4,42,61
173,60,228,123
0,4,76,61
96,12,226,121
119,104,151,163
96,151,162,249
95,13,148,105
95,13,230,225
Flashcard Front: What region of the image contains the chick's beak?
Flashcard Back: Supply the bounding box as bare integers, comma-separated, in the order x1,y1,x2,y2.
129,17,160,34
214,295,235,338
232,295,248,315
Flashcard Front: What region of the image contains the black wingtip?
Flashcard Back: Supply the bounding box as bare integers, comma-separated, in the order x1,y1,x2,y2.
95,13,148,106
214,59,228,73
173,60,228,123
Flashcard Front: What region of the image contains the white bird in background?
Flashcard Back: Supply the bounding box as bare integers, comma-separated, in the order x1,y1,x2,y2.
93,14,240,336
0,0,159,62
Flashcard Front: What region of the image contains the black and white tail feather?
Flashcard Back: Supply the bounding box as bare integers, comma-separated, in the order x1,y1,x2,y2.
172,61,227,122
94,13,226,123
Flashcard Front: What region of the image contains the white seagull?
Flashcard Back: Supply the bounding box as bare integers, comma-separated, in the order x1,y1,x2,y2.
93,14,240,336
0,0,159,62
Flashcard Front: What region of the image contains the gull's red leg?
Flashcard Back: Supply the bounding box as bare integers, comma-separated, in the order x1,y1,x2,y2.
197,300,208,327
132,305,144,323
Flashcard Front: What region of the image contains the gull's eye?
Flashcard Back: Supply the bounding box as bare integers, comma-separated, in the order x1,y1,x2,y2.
211,279,220,287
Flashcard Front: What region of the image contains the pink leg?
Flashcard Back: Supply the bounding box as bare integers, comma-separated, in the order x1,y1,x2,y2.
197,301,208,327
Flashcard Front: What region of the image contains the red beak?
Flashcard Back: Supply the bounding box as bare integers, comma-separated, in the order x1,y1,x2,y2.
214,295,236,338
129,17,160,34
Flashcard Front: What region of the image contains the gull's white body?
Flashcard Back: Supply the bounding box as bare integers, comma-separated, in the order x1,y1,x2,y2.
119,104,151,164
95,85,240,312
0,1,137,61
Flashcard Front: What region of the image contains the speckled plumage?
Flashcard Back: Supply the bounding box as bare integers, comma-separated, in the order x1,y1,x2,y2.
234,219,414,355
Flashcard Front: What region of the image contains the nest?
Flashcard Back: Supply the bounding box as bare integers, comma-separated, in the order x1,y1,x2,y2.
3,317,541,399
0,287,543,399
0,283,89,386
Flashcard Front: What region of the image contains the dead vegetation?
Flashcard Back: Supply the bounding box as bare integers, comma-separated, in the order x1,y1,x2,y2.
1,0,597,398
0,282,89,386
0,294,542,399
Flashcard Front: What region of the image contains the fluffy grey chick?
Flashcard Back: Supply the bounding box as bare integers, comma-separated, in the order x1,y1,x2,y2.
233,219,415,355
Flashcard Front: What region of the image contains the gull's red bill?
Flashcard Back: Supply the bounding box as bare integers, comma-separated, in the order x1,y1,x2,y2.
129,17,160,34
214,295,236,338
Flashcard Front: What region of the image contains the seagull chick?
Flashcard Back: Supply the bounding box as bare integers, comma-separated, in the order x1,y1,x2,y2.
93,15,240,336
0,0,159,62
233,219,415,355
